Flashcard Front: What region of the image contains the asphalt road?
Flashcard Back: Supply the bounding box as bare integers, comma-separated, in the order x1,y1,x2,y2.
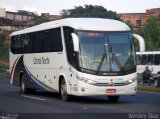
0,77,160,119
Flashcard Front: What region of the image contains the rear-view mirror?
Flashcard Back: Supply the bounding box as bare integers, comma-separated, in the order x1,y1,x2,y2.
71,33,79,52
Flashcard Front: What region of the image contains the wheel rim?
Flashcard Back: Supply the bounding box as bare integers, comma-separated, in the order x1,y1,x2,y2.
21,78,26,94
21,79,26,93
61,80,67,100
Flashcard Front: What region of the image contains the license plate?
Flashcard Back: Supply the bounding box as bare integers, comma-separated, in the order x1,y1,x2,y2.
106,89,116,93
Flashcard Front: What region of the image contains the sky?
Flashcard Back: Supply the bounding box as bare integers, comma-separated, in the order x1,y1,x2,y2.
0,0,160,15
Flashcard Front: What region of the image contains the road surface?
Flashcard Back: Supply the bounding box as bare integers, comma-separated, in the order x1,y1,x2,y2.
0,77,159,119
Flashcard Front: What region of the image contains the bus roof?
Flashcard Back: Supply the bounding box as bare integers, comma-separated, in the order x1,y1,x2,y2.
11,18,130,36
136,51,160,55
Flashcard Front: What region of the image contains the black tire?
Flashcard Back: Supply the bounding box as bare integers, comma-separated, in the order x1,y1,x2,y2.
60,78,71,101
108,96,119,102
20,75,29,94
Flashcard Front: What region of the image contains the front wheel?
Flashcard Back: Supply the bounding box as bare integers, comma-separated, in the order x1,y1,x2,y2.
60,79,71,101
108,96,119,102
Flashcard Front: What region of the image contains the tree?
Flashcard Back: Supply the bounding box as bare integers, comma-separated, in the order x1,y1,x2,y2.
18,10,30,15
137,17,160,51
125,20,133,32
0,35,9,60
0,34,9,72
31,16,49,26
61,5,120,20
124,20,140,52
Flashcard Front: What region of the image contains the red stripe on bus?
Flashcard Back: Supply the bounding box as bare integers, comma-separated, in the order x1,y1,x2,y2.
10,56,21,79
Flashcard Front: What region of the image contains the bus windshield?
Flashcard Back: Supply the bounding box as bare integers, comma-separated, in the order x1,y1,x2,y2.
78,31,136,75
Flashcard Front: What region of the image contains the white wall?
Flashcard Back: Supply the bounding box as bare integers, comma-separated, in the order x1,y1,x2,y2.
0,8,6,18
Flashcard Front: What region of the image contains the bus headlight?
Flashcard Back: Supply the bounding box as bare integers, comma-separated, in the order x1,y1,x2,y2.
127,77,137,84
76,75,97,85
86,79,97,85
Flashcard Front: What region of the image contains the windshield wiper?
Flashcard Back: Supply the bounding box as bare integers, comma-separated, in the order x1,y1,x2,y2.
95,53,107,75
95,43,109,74
95,43,124,74
111,53,123,70
109,45,123,71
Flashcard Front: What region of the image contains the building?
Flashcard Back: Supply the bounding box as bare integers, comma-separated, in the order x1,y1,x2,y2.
47,15,62,21
41,13,61,21
0,8,6,18
0,8,38,44
0,8,61,44
119,13,146,28
119,8,160,29
146,8,160,18
41,13,50,17
0,8,36,23
0,8,37,31
6,11,35,23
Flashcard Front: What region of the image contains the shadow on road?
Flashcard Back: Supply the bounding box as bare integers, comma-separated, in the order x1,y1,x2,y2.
21,91,135,105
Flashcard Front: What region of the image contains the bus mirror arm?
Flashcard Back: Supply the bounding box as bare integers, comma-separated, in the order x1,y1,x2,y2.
132,34,145,52
71,33,79,52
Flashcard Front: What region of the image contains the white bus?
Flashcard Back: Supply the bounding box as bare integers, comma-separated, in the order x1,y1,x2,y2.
10,18,137,102
136,51,160,74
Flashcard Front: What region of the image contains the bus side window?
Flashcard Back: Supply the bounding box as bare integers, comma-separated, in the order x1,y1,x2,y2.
147,54,153,65
25,33,33,53
12,35,23,54
136,55,141,65
41,30,50,52
63,27,78,68
50,28,63,52
34,31,43,53
141,54,147,65
11,36,16,54
23,34,31,53
154,54,160,65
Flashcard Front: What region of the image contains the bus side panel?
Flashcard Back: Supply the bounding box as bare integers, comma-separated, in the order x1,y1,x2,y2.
10,55,40,90
56,67,79,95
10,55,23,86
23,53,59,92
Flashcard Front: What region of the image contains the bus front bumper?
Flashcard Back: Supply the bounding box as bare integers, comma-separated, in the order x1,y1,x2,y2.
77,81,137,96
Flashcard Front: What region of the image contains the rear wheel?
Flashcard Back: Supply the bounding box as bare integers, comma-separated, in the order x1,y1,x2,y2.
108,96,119,102
60,79,71,101
20,75,29,94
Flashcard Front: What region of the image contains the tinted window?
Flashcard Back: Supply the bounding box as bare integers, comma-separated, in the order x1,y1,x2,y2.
23,34,30,52
11,35,24,54
141,55,147,65
136,55,141,65
63,27,78,68
50,28,63,52
147,54,153,65
154,54,160,65
11,27,63,54
32,31,42,53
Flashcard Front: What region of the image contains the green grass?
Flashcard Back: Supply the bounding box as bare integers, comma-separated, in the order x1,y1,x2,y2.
0,34,9,75
0,35,9,61
138,86,160,93
0,71,9,78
